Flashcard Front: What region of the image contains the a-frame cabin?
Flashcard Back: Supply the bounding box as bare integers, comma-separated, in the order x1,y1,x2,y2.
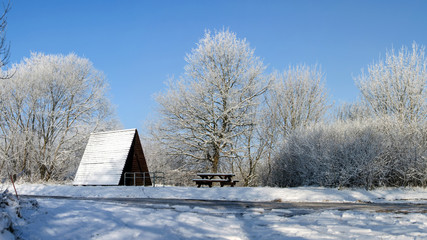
73,129,152,186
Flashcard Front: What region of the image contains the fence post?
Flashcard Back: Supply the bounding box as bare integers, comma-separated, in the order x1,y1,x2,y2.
10,175,19,200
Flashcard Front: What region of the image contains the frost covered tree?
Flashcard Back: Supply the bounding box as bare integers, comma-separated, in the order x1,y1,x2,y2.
356,42,427,122
0,53,119,181
259,65,330,184
267,65,330,138
335,101,372,121
152,29,267,173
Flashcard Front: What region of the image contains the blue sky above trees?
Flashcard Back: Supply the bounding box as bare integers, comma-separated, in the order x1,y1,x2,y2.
7,0,427,128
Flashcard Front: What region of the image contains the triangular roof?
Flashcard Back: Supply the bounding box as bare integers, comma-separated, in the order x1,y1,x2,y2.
73,129,149,185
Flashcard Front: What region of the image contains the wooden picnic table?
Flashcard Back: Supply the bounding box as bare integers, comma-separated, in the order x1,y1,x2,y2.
193,173,239,187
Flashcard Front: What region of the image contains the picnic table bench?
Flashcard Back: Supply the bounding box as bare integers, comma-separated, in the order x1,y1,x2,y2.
193,173,239,187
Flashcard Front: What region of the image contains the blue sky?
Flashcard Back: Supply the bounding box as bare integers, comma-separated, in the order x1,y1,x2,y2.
7,0,427,129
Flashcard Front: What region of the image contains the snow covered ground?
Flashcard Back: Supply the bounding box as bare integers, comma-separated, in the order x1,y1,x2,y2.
10,184,427,203
3,184,427,239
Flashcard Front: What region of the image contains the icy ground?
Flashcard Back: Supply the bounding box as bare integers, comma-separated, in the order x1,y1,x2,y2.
3,184,427,239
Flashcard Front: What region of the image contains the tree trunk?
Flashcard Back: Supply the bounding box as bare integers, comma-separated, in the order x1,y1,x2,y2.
212,146,220,173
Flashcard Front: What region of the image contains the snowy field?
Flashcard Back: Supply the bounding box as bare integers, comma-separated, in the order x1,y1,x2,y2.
2,184,427,239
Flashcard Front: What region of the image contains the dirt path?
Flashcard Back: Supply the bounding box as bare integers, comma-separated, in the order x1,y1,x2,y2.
21,195,427,214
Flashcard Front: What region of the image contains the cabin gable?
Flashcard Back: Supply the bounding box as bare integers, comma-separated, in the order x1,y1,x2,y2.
74,129,151,186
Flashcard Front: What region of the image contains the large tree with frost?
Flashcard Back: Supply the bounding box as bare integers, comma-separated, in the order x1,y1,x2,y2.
152,29,267,173
356,42,427,122
0,53,118,181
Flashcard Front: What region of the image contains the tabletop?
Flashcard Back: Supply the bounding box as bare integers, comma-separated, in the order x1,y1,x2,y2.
197,173,235,177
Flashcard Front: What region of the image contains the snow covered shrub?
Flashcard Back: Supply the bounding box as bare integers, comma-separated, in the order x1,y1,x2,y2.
1,191,15,238
1,190,39,239
268,117,427,189
268,119,382,188
0,212,13,240
375,118,427,187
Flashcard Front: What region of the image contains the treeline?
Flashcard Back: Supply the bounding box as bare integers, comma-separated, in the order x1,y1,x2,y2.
2,28,424,188
145,29,427,188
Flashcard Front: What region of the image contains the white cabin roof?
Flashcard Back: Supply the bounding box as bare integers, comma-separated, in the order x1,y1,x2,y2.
73,129,137,185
